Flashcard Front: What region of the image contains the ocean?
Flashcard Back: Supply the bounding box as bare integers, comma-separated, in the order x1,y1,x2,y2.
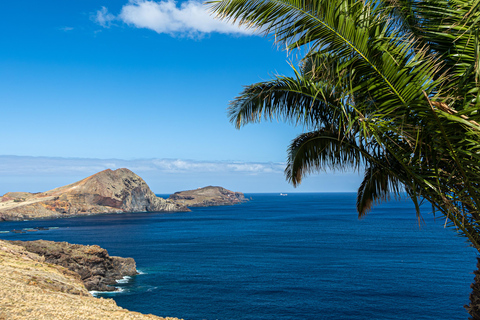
0,193,476,320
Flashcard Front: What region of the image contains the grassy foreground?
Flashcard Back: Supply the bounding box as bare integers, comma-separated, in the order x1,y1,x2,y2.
0,240,182,320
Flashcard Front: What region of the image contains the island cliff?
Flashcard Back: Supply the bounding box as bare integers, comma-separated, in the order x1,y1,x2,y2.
0,168,189,221
169,186,247,207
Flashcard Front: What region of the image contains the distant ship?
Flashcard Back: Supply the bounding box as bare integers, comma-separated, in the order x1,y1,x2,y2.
280,193,288,196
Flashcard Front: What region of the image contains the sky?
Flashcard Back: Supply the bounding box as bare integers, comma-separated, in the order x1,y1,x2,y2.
0,0,362,194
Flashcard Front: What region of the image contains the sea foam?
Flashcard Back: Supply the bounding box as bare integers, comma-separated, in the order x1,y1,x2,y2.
89,287,126,297
115,276,132,284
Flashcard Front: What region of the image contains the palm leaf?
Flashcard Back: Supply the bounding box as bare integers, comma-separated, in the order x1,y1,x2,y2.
356,162,403,218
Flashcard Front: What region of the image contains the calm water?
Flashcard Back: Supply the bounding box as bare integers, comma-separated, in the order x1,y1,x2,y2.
0,193,476,320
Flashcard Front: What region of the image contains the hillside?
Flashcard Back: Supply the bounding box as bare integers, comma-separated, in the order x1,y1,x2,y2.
0,168,189,221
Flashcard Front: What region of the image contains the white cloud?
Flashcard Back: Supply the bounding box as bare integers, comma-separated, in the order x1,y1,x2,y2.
95,6,116,27
226,163,280,173
94,0,254,36
149,159,284,174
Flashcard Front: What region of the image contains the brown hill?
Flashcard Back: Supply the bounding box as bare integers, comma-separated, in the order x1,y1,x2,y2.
0,240,181,320
0,168,189,221
169,186,247,207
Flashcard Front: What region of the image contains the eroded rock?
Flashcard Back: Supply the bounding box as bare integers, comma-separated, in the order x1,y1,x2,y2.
9,240,137,291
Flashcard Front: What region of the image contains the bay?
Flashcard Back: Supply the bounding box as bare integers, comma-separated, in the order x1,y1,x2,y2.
0,193,476,320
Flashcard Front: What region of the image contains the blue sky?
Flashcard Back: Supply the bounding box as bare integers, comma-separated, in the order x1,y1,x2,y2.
0,0,362,193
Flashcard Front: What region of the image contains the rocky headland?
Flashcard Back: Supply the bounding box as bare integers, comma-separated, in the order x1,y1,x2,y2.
169,186,248,207
0,239,181,320
8,240,136,292
0,168,189,221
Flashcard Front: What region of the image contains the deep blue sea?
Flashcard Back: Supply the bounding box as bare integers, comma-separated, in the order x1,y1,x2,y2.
0,193,477,320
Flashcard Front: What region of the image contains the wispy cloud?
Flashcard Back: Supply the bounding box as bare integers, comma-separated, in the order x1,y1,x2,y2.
0,156,283,176
94,6,116,28
59,26,74,32
93,0,254,36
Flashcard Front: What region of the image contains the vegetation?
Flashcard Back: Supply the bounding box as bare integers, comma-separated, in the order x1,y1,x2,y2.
209,0,480,252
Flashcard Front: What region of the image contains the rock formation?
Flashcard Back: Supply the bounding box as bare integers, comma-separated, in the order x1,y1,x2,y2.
0,239,181,320
9,240,136,292
0,168,189,221
169,186,247,207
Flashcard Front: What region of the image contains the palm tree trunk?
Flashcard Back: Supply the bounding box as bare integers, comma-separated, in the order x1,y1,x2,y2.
467,257,480,319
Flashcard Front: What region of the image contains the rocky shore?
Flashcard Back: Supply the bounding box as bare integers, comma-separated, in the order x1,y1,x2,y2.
169,186,248,207
0,239,181,320
8,240,137,292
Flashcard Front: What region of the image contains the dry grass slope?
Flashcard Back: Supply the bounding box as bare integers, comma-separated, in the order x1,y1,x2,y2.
0,240,181,320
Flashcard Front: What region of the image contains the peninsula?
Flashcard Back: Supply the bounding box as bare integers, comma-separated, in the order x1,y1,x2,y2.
0,168,189,221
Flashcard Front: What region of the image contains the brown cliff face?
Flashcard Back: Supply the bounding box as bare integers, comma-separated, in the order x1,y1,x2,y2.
9,240,137,292
169,186,248,207
0,168,189,221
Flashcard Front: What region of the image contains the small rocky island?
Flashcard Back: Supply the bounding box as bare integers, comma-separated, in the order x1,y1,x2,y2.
169,186,248,207
0,168,189,221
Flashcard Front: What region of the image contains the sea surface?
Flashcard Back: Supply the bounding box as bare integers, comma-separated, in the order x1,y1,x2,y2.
0,193,477,320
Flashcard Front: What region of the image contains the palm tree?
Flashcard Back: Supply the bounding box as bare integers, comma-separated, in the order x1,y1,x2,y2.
209,0,480,317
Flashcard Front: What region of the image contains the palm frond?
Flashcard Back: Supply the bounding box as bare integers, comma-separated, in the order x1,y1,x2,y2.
229,65,351,131
285,129,370,186
356,162,403,218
